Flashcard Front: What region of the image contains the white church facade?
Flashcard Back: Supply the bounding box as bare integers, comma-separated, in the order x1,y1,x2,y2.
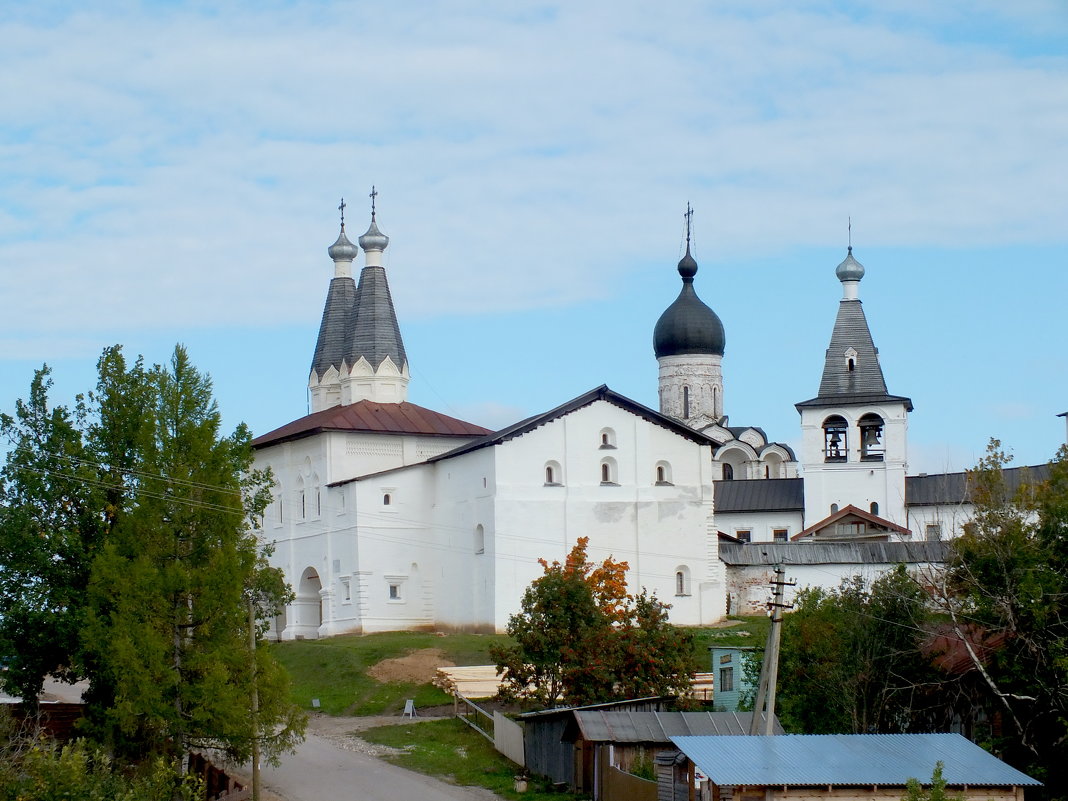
253,198,1048,638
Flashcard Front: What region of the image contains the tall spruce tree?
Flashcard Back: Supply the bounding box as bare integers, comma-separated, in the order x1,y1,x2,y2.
0,345,303,763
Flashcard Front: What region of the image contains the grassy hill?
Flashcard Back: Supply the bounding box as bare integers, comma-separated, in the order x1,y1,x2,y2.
271,617,770,716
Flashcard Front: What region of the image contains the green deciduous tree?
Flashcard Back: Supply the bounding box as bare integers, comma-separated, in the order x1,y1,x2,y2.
0,345,304,764
491,538,697,708
776,566,937,734
944,440,1068,792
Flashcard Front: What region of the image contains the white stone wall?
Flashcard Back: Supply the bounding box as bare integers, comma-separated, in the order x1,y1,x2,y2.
658,354,723,423
726,561,945,615
257,398,727,637
715,510,805,543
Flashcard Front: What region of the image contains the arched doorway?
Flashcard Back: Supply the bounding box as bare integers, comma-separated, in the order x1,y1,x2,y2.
293,567,323,639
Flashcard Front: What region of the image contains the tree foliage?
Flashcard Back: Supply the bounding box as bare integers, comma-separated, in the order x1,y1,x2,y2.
0,345,304,764
776,566,937,734
944,439,1068,791
491,537,697,708
901,762,964,801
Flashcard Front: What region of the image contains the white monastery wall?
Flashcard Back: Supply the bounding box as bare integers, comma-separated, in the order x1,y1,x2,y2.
715,510,805,543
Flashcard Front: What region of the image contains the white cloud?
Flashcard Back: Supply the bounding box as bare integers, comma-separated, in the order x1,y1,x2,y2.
0,0,1065,343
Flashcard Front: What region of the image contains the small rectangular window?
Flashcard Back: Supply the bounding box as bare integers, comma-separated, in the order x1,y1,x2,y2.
719,654,732,664
736,530,751,543
719,667,734,692
926,523,942,541
773,528,788,542
389,583,400,600
341,578,351,602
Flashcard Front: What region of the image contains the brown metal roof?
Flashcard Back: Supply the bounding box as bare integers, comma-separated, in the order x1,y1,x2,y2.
794,503,910,540
252,401,492,448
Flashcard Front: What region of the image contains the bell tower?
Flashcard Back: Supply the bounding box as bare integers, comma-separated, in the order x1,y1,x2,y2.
795,246,912,527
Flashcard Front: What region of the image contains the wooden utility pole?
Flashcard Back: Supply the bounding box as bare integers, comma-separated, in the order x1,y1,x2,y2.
749,564,795,735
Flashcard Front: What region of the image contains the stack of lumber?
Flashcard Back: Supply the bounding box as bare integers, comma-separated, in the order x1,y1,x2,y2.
434,665,504,699
688,672,715,700
434,667,715,702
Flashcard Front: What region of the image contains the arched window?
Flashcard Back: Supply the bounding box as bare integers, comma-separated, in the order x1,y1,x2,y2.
831,503,839,514
859,413,885,461
870,501,879,516
722,463,734,481
600,458,617,485
474,524,485,555
823,415,848,462
546,465,554,484
599,428,617,449
682,386,690,419
383,493,391,506
655,461,672,485
544,460,563,486
675,566,691,596
297,477,306,520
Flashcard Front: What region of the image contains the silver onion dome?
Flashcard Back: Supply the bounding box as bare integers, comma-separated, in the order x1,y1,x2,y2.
835,247,865,282
358,218,389,252
328,227,359,261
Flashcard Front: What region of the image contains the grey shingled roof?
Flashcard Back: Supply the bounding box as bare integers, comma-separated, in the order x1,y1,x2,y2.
310,266,407,379
718,540,949,566
714,478,804,512
310,277,358,378
796,298,912,411
570,711,783,743
906,463,1051,507
671,733,1040,787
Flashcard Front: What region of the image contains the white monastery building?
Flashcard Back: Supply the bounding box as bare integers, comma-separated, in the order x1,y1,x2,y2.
253,198,1051,638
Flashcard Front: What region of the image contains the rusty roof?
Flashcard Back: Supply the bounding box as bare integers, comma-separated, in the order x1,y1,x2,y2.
794,503,910,540
252,401,492,448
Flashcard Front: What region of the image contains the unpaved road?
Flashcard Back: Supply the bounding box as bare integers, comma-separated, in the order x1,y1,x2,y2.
251,715,501,801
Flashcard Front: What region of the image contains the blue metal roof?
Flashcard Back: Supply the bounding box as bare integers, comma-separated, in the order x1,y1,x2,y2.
670,733,1040,787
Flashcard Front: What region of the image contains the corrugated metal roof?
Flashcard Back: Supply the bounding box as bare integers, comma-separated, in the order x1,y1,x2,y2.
718,541,949,566
714,478,804,512
572,711,783,742
671,733,1040,787
252,400,491,447
518,696,672,720
905,464,1050,507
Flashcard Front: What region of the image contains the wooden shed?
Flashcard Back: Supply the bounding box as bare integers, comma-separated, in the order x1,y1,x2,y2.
519,697,673,789
565,710,782,800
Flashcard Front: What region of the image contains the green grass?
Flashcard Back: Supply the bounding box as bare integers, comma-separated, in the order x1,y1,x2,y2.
361,718,582,801
271,618,770,716
270,631,511,716
688,615,772,656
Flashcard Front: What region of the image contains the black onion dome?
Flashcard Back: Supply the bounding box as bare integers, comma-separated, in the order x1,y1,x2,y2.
653,246,725,358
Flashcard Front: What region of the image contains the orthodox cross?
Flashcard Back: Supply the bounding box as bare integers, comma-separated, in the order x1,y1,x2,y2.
684,202,694,246
848,216,852,251
370,185,378,220
338,197,346,228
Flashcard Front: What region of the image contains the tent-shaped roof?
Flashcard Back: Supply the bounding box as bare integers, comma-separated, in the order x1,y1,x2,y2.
671,733,1040,787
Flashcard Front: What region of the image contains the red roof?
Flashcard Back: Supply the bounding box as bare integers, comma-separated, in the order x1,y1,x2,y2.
793,503,911,540
252,401,492,448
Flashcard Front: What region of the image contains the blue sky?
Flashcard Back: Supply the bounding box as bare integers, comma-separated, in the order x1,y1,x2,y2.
1,1,1066,474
